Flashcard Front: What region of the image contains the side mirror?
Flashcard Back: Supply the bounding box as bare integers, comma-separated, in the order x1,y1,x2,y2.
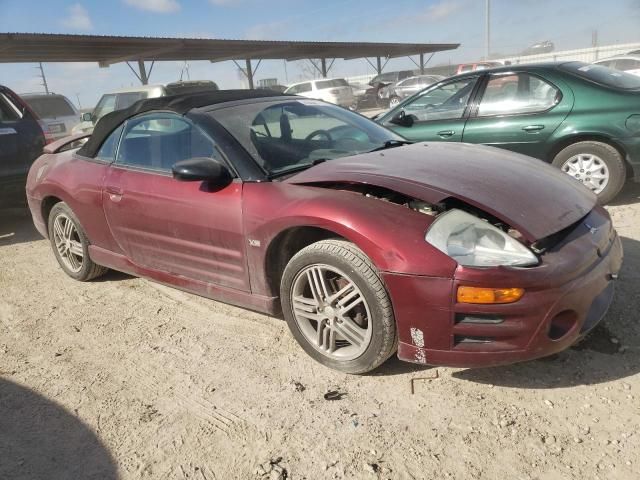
172,157,232,186
389,110,414,127
82,112,93,122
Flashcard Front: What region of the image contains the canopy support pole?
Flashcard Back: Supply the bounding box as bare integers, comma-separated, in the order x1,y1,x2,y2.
408,52,434,74
137,59,149,85
245,58,254,89
233,59,262,89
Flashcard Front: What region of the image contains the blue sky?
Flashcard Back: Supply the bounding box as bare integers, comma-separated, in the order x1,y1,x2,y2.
1,0,639,108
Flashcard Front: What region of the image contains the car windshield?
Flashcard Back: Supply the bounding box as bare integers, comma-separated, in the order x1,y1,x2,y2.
315,79,349,89
210,99,404,176
116,92,148,109
93,94,117,121
560,61,640,90
24,96,75,118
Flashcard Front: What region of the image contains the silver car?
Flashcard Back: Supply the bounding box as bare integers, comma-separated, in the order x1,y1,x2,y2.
284,78,355,108
381,75,444,108
20,93,80,142
593,55,640,77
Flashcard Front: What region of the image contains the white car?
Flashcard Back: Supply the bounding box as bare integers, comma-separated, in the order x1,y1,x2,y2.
285,78,354,108
72,81,220,135
593,55,640,77
20,93,80,142
71,84,167,135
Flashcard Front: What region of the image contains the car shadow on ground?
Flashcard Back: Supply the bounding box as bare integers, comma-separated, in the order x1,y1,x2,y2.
370,356,433,376
453,235,640,389
0,378,118,480
0,207,41,247
609,180,640,206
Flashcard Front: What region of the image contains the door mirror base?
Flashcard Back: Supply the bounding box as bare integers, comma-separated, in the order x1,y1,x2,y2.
389,111,414,127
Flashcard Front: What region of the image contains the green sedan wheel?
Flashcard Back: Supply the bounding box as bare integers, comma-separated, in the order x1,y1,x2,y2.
552,141,626,205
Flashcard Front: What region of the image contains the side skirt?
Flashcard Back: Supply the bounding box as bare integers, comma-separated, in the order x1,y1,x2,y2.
89,245,280,316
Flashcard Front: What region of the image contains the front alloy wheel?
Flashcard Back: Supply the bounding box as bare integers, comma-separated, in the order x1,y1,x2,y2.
281,240,397,374
291,264,373,361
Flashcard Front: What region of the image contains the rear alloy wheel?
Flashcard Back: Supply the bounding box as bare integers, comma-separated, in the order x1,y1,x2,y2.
552,141,626,204
388,96,401,109
281,240,397,374
48,202,108,281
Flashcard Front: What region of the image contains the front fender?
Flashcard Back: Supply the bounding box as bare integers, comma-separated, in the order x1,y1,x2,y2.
243,182,457,296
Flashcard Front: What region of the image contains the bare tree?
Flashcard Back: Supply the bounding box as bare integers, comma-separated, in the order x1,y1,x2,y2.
294,60,320,82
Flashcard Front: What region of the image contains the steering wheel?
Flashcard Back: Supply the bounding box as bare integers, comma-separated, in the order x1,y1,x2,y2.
305,129,333,145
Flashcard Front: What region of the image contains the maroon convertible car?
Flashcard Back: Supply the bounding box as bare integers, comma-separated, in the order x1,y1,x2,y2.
27,91,623,374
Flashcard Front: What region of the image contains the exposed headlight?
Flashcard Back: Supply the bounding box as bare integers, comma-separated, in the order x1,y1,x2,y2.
425,209,539,267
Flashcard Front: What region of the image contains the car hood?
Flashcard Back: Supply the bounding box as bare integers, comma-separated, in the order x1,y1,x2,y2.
285,142,596,242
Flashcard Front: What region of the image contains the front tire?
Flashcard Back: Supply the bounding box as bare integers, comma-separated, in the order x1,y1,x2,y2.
280,240,397,374
552,141,626,204
389,96,401,109
47,202,108,281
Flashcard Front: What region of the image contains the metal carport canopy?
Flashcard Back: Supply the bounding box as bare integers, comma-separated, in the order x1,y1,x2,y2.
0,33,459,87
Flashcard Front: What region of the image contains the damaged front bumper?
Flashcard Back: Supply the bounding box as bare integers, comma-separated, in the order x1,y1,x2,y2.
383,207,624,368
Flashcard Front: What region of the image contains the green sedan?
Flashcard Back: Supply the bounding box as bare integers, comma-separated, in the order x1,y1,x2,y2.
377,61,640,204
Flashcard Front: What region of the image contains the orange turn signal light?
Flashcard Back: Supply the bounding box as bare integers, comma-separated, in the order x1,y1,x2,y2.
457,286,524,304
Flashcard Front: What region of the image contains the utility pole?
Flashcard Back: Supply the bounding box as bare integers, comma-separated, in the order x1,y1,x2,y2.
37,62,50,94
485,0,491,60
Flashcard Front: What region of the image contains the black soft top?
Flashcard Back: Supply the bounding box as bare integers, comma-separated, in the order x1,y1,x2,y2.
78,89,286,158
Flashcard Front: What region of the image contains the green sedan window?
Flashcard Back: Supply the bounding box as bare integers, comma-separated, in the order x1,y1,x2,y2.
560,62,640,90
478,73,559,117
402,78,476,122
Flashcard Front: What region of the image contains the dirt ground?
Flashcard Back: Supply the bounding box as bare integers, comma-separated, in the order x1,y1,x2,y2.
1,182,639,480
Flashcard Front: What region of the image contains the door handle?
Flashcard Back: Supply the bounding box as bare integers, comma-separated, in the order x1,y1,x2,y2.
437,130,455,138
522,125,545,132
105,185,123,200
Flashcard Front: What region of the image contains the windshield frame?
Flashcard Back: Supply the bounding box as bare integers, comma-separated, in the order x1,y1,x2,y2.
206,98,406,179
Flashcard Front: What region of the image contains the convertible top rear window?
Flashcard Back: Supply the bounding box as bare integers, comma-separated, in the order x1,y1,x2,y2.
560,61,640,90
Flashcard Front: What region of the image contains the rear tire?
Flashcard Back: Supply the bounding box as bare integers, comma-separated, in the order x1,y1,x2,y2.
47,202,108,281
551,141,626,205
280,240,397,374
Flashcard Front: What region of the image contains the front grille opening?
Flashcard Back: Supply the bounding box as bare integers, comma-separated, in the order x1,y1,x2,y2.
548,310,578,340
454,335,494,345
455,314,504,325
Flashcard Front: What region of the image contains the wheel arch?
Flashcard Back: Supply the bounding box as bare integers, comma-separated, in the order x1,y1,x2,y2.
40,195,64,236
264,226,348,298
548,134,633,179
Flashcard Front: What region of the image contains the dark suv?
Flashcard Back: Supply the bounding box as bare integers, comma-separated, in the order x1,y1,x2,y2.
0,86,45,206
355,70,415,109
